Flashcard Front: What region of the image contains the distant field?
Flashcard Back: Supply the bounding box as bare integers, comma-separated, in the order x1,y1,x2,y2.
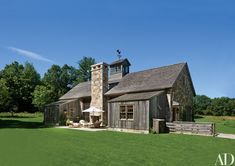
0,113,235,166
195,115,235,134
0,112,43,128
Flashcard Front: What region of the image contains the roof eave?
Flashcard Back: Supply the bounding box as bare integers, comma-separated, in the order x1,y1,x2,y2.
105,87,170,96
59,95,91,100
108,91,165,103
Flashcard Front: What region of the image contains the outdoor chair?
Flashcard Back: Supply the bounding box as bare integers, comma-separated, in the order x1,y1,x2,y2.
79,120,89,127
92,121,102,128
67,120,74,127
72,122,80,128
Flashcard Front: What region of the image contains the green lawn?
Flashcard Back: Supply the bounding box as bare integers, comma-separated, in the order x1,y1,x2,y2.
0,113,235,166
195,115,235,134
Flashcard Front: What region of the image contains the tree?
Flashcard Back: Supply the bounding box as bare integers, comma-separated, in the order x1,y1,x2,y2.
61,64,79,88
42,64,64,96
0,61,24,115
0,78,10,111
193,95,235,116
32,56,96,110
42,64,79,97
193,95,211,115
32,85,56,111
228,99,235,115
32,64,79,110
20,62,41,112
208,97,234,116
32,57,96,110
76,56,96,83
0,61,41,114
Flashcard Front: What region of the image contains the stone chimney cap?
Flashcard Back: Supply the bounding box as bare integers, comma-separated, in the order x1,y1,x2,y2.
91,62,108,67
91,62,108,71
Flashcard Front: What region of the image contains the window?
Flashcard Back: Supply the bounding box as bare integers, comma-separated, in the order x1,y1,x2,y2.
110,65,122,74
124,66,129,74
127,106,133,119
120,105,134,120
120,106,126,119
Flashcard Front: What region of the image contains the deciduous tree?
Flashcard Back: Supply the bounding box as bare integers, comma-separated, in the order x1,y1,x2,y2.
32,64,79,110
0,78,10,111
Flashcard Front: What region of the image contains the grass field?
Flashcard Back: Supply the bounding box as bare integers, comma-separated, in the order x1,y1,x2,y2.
0,113,235,166
195,115,235,134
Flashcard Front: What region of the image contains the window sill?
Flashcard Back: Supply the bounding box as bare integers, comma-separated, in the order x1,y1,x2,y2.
119,119,134,121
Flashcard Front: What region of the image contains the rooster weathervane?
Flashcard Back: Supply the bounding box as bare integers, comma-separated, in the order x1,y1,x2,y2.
117,49,122,59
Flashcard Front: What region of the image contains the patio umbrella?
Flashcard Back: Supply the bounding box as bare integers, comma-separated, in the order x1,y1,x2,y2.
82,106,104,115
82,106,104,123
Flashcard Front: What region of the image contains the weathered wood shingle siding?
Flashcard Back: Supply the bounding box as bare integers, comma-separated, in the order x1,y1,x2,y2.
108,92,171,131
108,101,149,131
172,64,195,121
149,92,170,128
59,99,80,121
44,100,68,124
44,105,60,124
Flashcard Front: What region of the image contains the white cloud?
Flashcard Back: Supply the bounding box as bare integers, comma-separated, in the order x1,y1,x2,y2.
8,46,54,63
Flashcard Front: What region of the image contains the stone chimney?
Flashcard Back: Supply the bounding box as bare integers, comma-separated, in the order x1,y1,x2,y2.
91,62,109,124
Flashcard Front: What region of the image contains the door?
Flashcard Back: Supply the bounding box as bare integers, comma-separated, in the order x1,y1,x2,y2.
172,107,180,121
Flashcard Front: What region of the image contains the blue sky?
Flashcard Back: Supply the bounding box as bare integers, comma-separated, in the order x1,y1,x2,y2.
0,0,235,98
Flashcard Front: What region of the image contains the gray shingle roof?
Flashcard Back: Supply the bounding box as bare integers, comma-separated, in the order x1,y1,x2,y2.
59,81,91,100
46,99,78,106
109,58,131,66
106,63,186,95
108,91,164,102
59,78,123,100
59,62,187,100
46,100,67,106
108,78,122,84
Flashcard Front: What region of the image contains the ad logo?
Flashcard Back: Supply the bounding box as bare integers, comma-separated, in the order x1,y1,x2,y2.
215,153,234,166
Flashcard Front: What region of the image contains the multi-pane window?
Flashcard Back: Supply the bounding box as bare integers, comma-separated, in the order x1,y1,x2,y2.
127,106,133,119
120,106,126,119
110,65,121,74
120,105,134,120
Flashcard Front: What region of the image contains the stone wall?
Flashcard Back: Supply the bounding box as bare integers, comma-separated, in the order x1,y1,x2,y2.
171,64,195,121
91,62,109,124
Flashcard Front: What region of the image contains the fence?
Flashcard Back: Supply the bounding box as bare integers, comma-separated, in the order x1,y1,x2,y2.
166,121,216,136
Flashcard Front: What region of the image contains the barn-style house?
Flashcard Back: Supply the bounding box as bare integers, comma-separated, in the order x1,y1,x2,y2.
44,59,195,133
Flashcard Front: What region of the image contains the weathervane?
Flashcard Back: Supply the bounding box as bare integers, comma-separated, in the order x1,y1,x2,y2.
117,49,122,59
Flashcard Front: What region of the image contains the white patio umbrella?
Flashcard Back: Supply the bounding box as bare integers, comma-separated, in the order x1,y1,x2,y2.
82,106,104,124
82,106,104,114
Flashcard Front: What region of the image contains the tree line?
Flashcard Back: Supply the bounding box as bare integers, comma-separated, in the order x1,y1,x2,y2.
193,95,235,116
0,57,95,114
1,58,235,116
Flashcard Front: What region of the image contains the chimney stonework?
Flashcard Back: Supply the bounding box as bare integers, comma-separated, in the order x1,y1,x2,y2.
91,62,109,124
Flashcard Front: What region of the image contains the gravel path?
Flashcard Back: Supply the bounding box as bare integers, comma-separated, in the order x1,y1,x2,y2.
217,133,235,139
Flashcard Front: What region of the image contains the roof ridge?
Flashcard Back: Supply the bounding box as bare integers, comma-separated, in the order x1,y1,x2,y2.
127,62,186,75
109,58,131,66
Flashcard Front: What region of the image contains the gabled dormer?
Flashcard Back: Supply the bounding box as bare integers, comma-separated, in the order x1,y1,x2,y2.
109,58,131,82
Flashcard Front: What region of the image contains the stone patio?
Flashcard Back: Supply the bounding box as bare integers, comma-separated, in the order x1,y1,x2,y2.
56,126,107,132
